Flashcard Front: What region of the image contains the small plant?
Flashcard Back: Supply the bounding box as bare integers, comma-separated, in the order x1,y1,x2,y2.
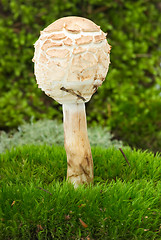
0,119,122,153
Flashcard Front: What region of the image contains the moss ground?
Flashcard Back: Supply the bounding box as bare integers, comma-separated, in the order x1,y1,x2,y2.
0,145,161,239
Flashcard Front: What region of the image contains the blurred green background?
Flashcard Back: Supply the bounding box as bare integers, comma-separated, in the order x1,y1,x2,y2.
0,0,161,152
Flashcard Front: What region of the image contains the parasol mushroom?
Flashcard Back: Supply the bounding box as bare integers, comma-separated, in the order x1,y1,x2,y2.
33,16,111,187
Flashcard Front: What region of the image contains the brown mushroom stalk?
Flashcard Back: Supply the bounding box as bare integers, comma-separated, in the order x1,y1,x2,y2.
33,16,111,187
63,103,93,187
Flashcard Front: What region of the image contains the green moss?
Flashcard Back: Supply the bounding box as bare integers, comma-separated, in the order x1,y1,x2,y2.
0,145,161,239
1,145,160,185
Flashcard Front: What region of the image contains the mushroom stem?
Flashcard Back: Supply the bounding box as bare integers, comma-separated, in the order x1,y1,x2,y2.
63,103,94,187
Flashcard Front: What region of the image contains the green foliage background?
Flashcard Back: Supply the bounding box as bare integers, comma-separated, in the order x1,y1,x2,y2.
0,0,161,152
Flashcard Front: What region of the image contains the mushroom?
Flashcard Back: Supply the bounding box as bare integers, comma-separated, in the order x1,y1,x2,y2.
33,16,111,187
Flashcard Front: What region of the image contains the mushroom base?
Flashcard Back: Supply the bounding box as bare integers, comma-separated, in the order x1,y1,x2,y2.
63,103,93,188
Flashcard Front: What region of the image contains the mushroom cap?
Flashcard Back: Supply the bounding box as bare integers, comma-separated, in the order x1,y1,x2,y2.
33,16,111,104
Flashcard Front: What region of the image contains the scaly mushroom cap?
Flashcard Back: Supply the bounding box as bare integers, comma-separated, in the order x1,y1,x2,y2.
33,16,111,104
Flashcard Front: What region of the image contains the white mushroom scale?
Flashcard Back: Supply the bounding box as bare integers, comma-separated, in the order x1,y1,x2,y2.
33,16,111,187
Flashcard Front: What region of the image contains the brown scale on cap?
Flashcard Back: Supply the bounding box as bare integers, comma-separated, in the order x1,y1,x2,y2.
63,38,73,46
103,43,112,54
46,49,70,58
80,68,97,82
73,47,86,55
75,36,93,45
65,22,81,33
41,40,54,51
97,49,110,69
41,40,63,51
71,53,97,71
52,42,63,47
82,52,97,65
94,34,106,43
39,53,48,64
43,20,64,32
49,33,66,40
40,35,47,40
88,47,97,53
